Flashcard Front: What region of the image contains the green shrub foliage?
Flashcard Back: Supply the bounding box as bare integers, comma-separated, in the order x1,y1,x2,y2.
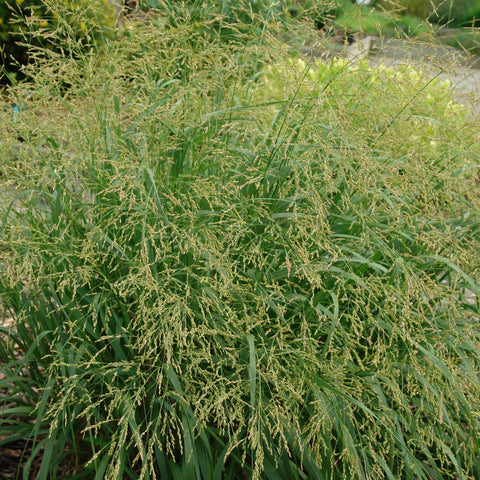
378,0,432,19
0,0,116,84
0,0,47,83
430,0,480,27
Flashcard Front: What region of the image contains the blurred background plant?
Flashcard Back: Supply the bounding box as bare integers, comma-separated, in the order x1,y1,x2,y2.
377,0,432,19
361,0,480,26
325,0,480,54
0,0,49,85
0,0,116,85
430,0,480,27
2,0,480,86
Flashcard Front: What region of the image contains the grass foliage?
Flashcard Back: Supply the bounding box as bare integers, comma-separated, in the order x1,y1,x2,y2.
1,2,480,479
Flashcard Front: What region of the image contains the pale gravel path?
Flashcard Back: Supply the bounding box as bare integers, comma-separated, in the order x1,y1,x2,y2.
370,55,480,114
347,37,480,114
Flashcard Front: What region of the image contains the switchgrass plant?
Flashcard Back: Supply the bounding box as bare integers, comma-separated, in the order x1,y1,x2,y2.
1,2,480,479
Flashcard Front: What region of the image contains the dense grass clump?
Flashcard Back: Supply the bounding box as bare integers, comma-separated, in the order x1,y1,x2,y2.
1,2,480,479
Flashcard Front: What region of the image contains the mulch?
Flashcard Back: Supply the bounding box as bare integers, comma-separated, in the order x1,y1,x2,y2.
0,437,41,480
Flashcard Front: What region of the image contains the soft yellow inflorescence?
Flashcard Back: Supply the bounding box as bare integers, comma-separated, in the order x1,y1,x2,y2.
63,0,117,29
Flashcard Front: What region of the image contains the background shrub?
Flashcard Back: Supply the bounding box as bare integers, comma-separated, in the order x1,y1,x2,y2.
377,0,432,19
378,0,480,26
0,0,48,84
430,0,480,27
0,0,116,84
142,0,333,42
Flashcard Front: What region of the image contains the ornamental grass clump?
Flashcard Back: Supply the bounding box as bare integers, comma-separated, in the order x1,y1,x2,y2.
1,2,480,479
